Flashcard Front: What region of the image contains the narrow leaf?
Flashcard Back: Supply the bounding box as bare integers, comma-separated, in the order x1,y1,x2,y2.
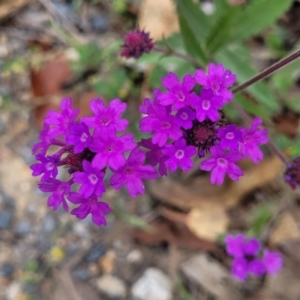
178,12,208,66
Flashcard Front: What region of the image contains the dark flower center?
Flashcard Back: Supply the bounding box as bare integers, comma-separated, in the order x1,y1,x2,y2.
89,174,98,184
226,132,234,140
175,149,184,159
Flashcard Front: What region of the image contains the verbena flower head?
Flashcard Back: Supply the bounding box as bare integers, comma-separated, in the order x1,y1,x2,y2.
195,63,236,103
120,29,154,59
200,146,243,185
225,233,282,281
284,157,300,190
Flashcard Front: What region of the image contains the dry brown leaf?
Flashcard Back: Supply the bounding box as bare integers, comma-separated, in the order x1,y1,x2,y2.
186,206,229,241
138,0,179,41
269,212,300,245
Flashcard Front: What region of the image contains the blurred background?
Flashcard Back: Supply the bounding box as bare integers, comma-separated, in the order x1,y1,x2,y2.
1,0,300,299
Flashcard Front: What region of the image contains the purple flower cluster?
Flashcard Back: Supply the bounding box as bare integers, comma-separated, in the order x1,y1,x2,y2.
31,98,157,226
139,64,268,184
225,234,282,281
284,157,300,189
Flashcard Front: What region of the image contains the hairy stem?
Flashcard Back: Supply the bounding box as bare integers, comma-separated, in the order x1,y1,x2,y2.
232,49,300,94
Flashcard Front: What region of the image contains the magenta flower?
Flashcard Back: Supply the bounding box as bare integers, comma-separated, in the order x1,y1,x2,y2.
30,154,59,181
73,160,106,198
44,98,79,139
32,124,54,155
163,138,196,172
139,105,182,146
120,29,154,59
240,118,268,164
194,89,223,122
140,138,168,176
262,250,283,275
89,133,136,170
68,192,111,226
81,99,129,134
39,178,70,211
217,124,243,151
158,73,196,110
200,146,243,185
66,122,91,154
110,147,157,197
225,233,282,281
175,107,195,129
195,63,236,103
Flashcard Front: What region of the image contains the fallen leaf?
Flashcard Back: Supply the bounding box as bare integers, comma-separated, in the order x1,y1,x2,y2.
138,0,179,41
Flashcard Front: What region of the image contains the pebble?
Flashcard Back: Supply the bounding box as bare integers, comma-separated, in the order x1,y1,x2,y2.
0,210,13,229
15,220,31,237
97,274,126,299
89,16,109,33
41,213,56,234
131,268,172,300
126,249,143,264
1,263,15,279
71,268,89,281
84,244,106,262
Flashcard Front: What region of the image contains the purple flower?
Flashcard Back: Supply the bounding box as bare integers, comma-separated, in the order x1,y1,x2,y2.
194,89,223,122
66,122,91,154
81,99,129,134
248,259,266,276
139,89,161,115
110,147,158,197
139,105,182,146
163,138,196,172
200,146,243,185
68,192,111,226
30,154,59,181
120,29,154,59
195,63,236,103
231,258,248,281
73,160,106,198
39,178,70,211
158,73,196,110
225,233,245,258
240,118,268,164
89,133,136,170
44,98,79,139
262,250,283,275
217,124,243,151
175,107,195,129
140,138,168,176
284,157,300,190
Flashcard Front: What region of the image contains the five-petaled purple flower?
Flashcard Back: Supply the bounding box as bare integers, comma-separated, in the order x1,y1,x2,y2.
218,124,243,151
68,192,111,226
158,73,196,110
73,160,106,198
30,154,59,181
67,122,92,154
110,147,157,197
225,233,282,281
163,138,196,172
175,107,195,130
200,146,243,185
195,63,236,103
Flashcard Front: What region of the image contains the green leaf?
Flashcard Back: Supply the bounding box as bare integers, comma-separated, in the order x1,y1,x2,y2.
232,0,293,41
175,0,211,41
216,44,279,114
178,12,208,66
206,7,240,54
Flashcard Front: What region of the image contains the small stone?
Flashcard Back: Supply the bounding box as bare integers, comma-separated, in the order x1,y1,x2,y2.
1,263,15,279
126,249,143,264
41,214,56,234
0,210,13,229
71,268,89,281
5,282,22,300
131,268,172,300
84,245,106,262
15,221,31,237
97,274,126,299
